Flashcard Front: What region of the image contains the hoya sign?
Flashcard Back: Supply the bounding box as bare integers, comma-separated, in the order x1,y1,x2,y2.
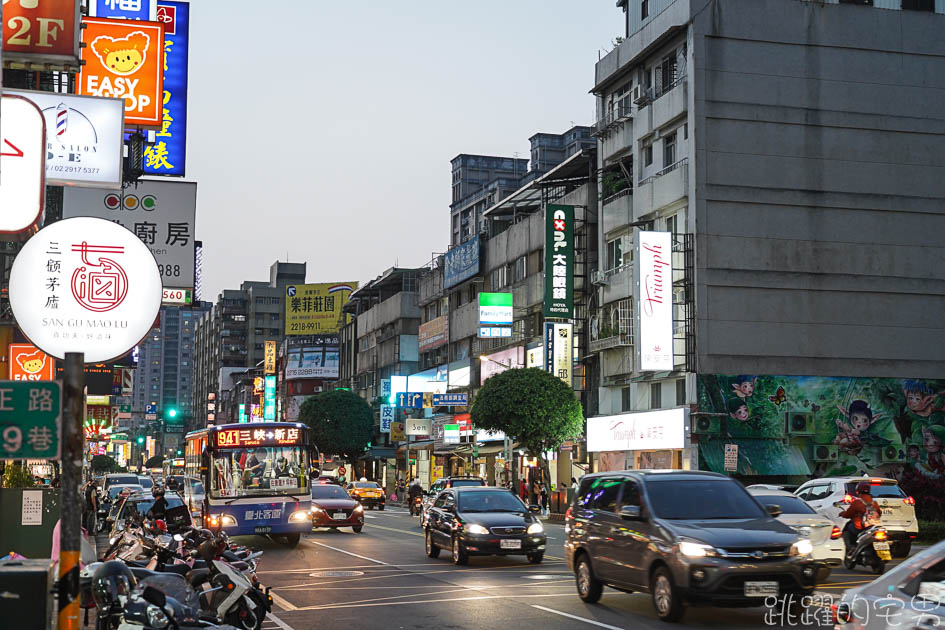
9,217,163,363
544,204,573,318
635,231,673,371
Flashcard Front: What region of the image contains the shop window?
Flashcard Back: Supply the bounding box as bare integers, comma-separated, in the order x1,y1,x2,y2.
676,379,686,405
650,382,662,409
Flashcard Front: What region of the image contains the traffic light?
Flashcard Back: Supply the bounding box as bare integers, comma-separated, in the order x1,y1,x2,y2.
166,408,178,419
137,436,144,445
176,449,182,456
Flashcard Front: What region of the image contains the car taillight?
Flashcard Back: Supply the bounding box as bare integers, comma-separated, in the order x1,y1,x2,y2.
842,494,854,504
565,507,572,521
904,496,915,506
874,530,887,541
831,526,842,539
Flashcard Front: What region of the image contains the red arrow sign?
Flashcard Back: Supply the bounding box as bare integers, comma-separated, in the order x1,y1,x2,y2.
1,139,24,158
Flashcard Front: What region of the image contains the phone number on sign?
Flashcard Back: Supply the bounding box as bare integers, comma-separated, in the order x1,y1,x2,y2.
288,322,331,332
49,165,102,174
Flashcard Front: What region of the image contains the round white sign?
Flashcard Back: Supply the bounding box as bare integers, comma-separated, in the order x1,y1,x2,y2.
0,94,46,237
9,217,163,363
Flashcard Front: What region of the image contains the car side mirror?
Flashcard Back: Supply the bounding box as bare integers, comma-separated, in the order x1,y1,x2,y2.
528,504,542,515
766,504,782,518
619,505,642,520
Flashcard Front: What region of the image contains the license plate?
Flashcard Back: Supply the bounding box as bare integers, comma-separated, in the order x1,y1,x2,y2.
334,512,346,519
744,581,779,597
873,541,890,551
877,550,892,561
254,526,272,534
500,539,522,550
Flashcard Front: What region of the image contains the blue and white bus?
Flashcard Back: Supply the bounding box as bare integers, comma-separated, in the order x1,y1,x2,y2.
184,422,313,545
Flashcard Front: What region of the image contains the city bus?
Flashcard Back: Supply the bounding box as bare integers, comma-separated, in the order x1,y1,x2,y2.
184,422,313,545
162,457,186,479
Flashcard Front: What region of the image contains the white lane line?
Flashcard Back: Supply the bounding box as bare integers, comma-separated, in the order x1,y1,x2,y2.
293,592,573,611
266,613,296,630
269,590,298,611
531,605,627,630
307,540,389,565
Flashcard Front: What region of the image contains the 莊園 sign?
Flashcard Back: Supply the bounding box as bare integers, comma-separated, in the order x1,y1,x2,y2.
0,94,46,238
285,283,357,335
8,217,163,363
544,204,574,318
0,382,62,460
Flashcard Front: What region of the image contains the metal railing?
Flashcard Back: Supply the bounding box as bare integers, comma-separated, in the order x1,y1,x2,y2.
592,103,633,136
602,187,632,207
638,157,688,187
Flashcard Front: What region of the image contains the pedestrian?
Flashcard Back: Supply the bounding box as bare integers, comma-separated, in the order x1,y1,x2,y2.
82,479,98,533
519,479,527,501
570,477,578,491
539,483,549,515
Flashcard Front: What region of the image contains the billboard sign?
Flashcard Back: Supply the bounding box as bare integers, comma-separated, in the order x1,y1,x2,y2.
406,418,432,436
444,235,479,288
144,2,189,175
6,89,124,189
8,344,55,381
379,404,393,433
480,346,524,385
544,204,574,318
418,315,448,352
586,408,687,452
2,0,81,69
285,283,357,335
544,322,573,386
8,217,163,363
285,335,339,380
478,292,512,325
78,17,165,127
636,230,673,371
263,375,276,421
0,95,46,238
88,0,158,20
63,179,196,292
264,340,276,375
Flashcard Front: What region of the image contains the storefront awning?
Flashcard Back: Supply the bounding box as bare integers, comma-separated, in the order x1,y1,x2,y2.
363,447,396,460
477,442,518,455
699,438,812,477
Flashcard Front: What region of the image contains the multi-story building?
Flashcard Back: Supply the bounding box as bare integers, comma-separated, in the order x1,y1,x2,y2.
193,262,306,426
587,0,945,489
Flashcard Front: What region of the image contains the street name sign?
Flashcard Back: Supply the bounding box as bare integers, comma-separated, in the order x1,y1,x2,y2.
0,381,62,460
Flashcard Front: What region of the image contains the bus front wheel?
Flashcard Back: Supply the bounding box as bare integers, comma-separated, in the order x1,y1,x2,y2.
283,532,301,547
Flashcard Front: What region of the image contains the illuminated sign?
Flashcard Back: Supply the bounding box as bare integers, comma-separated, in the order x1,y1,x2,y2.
479,292,513,325
285,283,357,335
5,89,124,189
0,95,46,238
214,426,302,448
264,375,276,421
237,404,246,423
89,0,158,20
544,204,574,318
587,408,687,452
636,231,674,371
264,340,277,375
8,217,163,363
146,2,189,175
8,344,55,381
2,0,81,70
78,17,165,127
285,335,339,380
544,322,573,386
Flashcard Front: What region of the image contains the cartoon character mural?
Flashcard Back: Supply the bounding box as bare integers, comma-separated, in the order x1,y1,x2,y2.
697,375,945,519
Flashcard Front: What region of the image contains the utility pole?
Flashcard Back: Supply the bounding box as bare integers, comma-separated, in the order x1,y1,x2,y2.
58,352,85,630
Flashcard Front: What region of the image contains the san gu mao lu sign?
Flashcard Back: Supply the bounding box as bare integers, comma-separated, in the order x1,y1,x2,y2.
9,217,163,363
635,231,674,371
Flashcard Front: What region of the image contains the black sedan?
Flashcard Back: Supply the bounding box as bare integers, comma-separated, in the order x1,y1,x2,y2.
424,487,546,565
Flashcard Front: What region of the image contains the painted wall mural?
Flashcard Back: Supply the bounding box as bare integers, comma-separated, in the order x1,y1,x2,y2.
696,375,945,520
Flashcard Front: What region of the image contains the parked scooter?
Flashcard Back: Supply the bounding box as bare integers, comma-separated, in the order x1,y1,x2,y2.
843,524,890,574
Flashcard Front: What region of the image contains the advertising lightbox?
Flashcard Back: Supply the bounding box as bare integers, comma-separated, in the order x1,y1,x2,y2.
636,231,674,371
285,283,357,335
479,292,513,325
2,0,81,69
544,204,574,318
0,95,46,238
285,335,339,380
586,408,687,452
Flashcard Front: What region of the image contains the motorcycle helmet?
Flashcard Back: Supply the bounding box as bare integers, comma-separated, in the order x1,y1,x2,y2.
152,485,165,498
91,560,136,610
855,481,872,496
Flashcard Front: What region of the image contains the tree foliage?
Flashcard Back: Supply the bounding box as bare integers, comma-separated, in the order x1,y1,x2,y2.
144,455,164,469
91,454,120,473
299,390,375,461
2,463,35,488
471,367,583,457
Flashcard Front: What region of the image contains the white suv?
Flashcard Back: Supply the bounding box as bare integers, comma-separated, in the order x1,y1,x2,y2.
794,477,918,557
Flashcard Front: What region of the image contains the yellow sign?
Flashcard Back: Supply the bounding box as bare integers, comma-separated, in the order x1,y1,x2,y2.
390,421,405,441
264,340,277,374
285,282,358,335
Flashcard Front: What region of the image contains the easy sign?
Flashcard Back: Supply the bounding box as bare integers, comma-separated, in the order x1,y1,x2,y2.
9,217,163,363
0,95,46,239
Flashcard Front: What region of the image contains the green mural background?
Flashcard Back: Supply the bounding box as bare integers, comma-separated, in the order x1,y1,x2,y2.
696,375,945,520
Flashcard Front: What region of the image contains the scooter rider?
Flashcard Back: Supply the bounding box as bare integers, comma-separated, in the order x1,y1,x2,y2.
407,477,423,510
839,481,882,556
147,485,169,520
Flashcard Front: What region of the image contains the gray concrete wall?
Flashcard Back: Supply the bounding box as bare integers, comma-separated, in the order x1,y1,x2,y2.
691,0,945,378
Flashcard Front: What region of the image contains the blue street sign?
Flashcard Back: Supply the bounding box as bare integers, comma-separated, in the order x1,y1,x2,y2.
431,393,468,407
145,404,158,414
89,0,158,20
396,392,424,409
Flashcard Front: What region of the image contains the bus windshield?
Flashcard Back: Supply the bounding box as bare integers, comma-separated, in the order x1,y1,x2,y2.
210,446,308,498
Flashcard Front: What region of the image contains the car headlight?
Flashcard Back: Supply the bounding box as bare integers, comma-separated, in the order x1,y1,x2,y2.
792,539,813,556
220,514,237,527
289,510,311,523
354,504,363,513
466,524,489,535
146,604,169,629
527,522,544,535
678,541,716,558
311,505,323,513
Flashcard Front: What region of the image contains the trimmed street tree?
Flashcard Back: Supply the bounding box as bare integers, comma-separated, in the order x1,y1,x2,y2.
299,389,375,473
471,367,584,492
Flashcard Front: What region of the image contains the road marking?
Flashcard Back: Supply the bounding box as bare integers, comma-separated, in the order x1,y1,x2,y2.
531,605,627,629
307,540,390,565
266,613,296,630
269,591,298,611
292,591,574,611
364,522,424,538
274,564,567,590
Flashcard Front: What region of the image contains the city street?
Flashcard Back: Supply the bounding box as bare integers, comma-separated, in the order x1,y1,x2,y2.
248,507,913,630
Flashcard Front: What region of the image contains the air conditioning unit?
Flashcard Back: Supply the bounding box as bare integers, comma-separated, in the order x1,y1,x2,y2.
591,270,609,286
692,416,721,435
812,444,839,463
632,85,646,104
785,411,815,436
879,445,906,464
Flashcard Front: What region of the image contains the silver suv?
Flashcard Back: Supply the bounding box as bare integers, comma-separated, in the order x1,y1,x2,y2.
794,476,918,557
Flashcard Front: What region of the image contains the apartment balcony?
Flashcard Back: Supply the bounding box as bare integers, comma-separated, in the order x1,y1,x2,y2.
450,300,479,341
359,291,420,333
596,107,633,165
601,189,632,238
589,298,633,355
634,158,688,220
601,264,633,304
633,78,687,141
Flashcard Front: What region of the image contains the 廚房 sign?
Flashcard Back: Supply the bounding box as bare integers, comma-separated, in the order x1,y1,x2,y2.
8,217,163,363
636,230,674,371
0,95,46,238
431,393,468,407
0,381,62,460
544,204,574,318
444,235,480,288
5,89,125,189
586,408,687,453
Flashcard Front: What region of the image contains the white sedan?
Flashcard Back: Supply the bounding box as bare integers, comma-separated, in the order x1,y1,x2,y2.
748,488,844,580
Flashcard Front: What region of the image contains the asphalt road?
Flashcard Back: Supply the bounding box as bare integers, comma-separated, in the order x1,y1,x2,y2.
239,507,920,630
